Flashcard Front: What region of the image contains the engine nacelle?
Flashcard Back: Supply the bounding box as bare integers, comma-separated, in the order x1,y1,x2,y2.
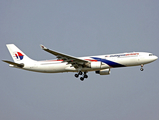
95,69,110,75
91,62,101,69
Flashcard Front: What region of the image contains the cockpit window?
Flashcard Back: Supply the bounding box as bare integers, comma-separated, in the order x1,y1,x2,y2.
149,54,154,56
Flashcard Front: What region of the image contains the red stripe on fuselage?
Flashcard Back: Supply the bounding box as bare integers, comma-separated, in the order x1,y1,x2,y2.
85,59,98,62
41,59,98,62
47,60,63,61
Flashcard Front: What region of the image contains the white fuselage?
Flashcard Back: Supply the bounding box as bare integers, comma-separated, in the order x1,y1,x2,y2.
4,44,158,80
22,52,158,73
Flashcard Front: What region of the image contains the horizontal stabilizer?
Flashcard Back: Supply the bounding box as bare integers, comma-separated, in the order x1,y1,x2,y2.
2,60,24,68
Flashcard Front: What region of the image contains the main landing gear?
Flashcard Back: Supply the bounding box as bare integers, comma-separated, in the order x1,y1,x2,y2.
75,71,88,81
140,64,144,71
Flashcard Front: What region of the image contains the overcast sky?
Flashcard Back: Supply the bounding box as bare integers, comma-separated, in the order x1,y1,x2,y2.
0,0,159,120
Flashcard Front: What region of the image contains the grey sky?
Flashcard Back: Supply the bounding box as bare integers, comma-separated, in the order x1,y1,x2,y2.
0,0,159,120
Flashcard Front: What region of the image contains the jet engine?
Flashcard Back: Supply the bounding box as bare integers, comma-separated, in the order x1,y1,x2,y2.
95,69,110,75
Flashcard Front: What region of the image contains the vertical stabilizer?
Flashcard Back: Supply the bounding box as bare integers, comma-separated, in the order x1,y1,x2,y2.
6,44,34,63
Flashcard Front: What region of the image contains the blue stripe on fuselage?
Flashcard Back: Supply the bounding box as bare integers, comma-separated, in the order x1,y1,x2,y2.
91,57,125,68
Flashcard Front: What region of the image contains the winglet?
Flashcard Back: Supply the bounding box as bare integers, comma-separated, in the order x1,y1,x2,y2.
40,44,47,50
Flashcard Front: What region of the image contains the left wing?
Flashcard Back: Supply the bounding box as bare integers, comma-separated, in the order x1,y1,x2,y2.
2,60,24,68
40,45,90,68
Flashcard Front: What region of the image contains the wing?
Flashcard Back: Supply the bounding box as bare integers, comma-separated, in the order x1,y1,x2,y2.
2,60,24,68
40,45,90,68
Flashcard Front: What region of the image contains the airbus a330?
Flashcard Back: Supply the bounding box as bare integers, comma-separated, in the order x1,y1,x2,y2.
3,44,158,81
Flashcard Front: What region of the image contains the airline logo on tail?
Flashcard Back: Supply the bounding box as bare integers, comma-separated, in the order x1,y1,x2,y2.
14,52,24,60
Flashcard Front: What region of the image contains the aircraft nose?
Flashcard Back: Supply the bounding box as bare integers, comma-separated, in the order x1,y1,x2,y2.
149,55,158,63
154,56,158,60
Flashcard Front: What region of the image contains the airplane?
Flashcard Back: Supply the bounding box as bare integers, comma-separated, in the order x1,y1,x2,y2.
2,44,158,81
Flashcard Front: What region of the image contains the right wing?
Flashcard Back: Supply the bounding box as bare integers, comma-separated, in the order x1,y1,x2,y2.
40,45,90,68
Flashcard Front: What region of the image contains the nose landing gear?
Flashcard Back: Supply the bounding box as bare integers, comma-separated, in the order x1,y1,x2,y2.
75,71,88,81
140,64,144,71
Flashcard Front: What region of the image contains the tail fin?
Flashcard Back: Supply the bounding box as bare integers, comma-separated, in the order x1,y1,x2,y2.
6,44,34,63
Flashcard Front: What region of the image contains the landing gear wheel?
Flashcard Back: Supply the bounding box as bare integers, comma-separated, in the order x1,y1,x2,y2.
75,74,79,78
140,64,144,71
80,77,84,81
75,71,88,81
84,74,88,78
140,68,144,71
